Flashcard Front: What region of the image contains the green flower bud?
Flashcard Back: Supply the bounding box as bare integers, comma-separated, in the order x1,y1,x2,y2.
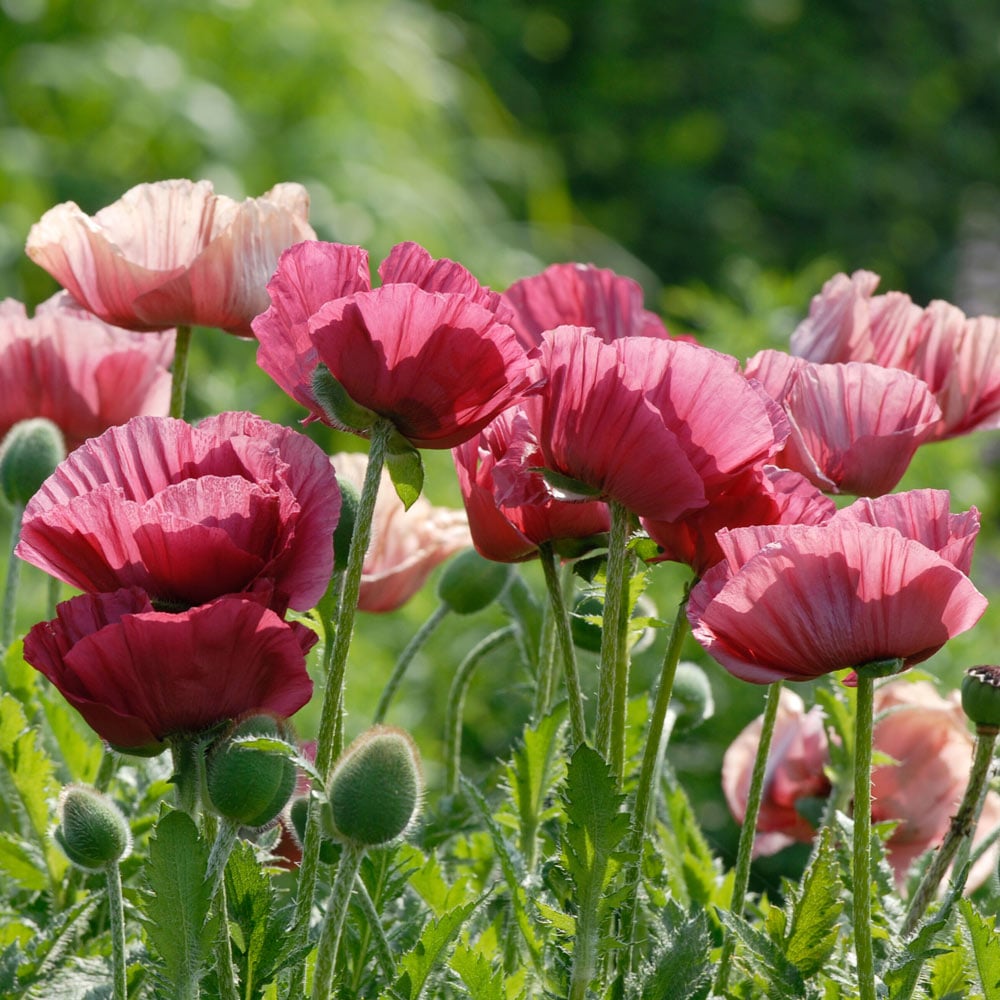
289,795,339,863
570,594,604,653
329,725,422,847
206,715,297,828
961,665,1000,732
0,418,65,507
333,477,360,574
436,549,512,615
54,785,131,871
669,662,715,734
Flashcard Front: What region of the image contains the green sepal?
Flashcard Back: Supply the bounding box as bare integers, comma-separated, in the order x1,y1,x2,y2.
539,467,603,502
853,656,906,680
385,429,424,509
311,363,378,433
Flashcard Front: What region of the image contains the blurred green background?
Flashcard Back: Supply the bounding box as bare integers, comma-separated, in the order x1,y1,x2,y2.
4,0,1000,890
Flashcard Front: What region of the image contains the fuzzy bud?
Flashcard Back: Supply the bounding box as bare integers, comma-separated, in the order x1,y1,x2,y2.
328,725,422,847
206,715,297,828
668,662,715,734
437,549,512,615
54,785,131,871
961,665,1000,732
332,477,360,574
0,418,65,507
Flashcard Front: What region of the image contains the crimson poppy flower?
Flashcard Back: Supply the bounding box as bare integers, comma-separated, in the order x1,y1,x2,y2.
0,295,174,452
333,451,471,611
746,349,941,496
253,240,540,449
22,588,315,753
790,269,1000,440
642,465,836,577
688,490,987,684
16,412,340,614
452,406,610,563
501,262,675,348
26,179,315,336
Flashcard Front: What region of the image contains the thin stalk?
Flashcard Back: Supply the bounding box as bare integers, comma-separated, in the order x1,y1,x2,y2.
47,574,60,619
372,604,450,724
714,680,783,995
206,817,241,900
105,860,128,1000
538,543,586,747
169,738,202,817
311,842,365,1000
94,747,121,792
169,325,193,420
903,725,999,936
1,502,24,652
214,880,240,1000
444,627,516,795
595,501,631,776
852,673,877,1000
352,875,396,984
531,598,557,721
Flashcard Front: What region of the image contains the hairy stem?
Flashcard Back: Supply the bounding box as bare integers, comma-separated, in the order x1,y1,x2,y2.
168,325,192,420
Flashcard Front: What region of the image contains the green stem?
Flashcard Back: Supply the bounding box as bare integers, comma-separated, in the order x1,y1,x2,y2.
531,596,557,721
852,672,877,1000
538,542,586,747
169,737,203,817
206,817,241,900
1,502,24,653
214,879,240,1000
105,860,128,1000
902,725,999,936
353,873,396,983
311,841,365,1000
47,574,60,619
373,603,450,724
595,501,631,777
169,325,193,421
714,680,784,995
94,747,121,792
444,626,516,795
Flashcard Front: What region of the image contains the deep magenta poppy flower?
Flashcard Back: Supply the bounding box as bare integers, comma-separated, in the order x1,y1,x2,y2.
688,490,987,684
790,269,1000,440
253,240,541,449
23,588,316,752
26,179,315,336
16,412,340,614
0,295,174,452
746,349,941,496
453,407,610,563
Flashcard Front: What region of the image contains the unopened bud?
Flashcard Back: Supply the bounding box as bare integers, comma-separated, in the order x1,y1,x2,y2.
54,785,131,870
961,665,1000,732
332,477,360,574
437,549,512,614
0,418,65,507
329,725,422,847
669,662,715,734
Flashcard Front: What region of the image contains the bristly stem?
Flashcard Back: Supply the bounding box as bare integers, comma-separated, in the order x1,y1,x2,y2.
714,680,784,995
538,542,586,747
852,671,877,1000
1,502,24,653
310,841,365,1000
169,324,192,420
106,860,128,1000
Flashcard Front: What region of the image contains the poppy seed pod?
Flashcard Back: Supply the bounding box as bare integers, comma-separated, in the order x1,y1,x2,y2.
54,785,131,871
328,726,422,848
961,665,1000,732
206,716,297,828
0,418,65,508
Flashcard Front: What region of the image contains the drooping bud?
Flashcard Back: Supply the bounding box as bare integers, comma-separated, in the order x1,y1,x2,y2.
570,594,604,653
206,715,297,828
328,725,422,847
0,418,65,507
961,665,1000,732
669,662,715,734
332,476,360,574
54,785,131,871
437,548,512,614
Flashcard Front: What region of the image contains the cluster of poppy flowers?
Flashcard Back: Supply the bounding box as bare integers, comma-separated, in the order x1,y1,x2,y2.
5,180,997,818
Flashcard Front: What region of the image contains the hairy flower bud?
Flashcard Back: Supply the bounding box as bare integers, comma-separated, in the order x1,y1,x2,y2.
436,548,512,614
54,785,131,871
961,665,1000,732
329,725,422,847
669,662,715,734
0,418,65,508
332,477,360,574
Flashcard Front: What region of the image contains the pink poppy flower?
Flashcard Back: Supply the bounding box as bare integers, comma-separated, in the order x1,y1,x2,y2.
790,270,1000,440
22,588,315,752
16,412,340,614
723,682,1000,888
688,490,987,684
452,407,611,563
501,262,673,348
0,295,174,451
26,179,315,336
746,349,941,496
333,451,471,612
253,240,540,449
642,465,836,577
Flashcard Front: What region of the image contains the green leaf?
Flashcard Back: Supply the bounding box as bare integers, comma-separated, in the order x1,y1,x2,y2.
959,899,1000,1000
140,809,216,993
0,833,48,892
0,694,60,846
384,430,424,509
785,828,843,977
637,899,713,1000
718,909,808,999
448,942,506,1000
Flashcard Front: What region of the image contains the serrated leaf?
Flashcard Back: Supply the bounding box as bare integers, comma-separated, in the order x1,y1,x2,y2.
0,832,48,891
39,691,102,784
959,899,1000,999
0,693,60,845
785,828,843,977
449,942,506,1000
929,946,971,999
535,900,576,936
637,900,713,1000
718,909,807,999
385,430,424,510
141,809,216,992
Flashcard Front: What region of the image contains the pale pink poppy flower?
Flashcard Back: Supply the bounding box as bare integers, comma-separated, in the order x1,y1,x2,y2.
253,240,541,449
334,451,471,612
26,179,315,336
723,681,1000,889
688,490,987,685
790,269,1000,440
746,349,941,496
0,295,174,451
